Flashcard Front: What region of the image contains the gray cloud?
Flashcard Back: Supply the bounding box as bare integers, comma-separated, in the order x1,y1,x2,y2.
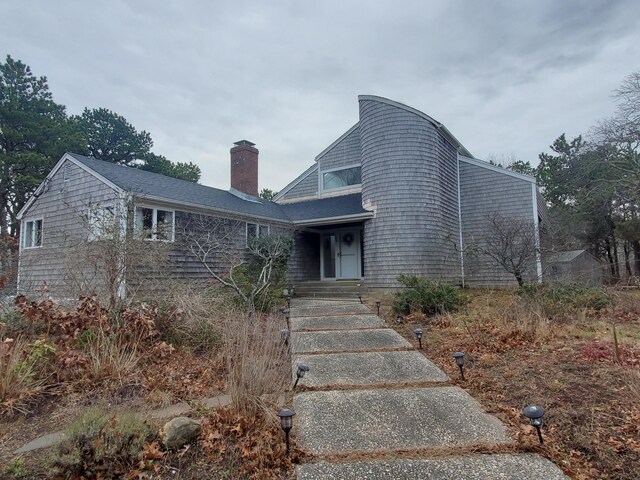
1,0,638,190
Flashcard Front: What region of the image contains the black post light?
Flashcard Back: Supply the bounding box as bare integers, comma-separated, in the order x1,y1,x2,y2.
396,315,404,324
375,300,381,315
276,408,296,454
453,351,466,380
286,294,291,309
522,405,545,444
414,327,424,349
357,293,363,304
293,362,310,389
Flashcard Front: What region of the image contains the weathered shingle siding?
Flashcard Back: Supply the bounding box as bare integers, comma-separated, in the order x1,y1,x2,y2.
317,125,361,171
137,210,294,294
359,98,461,288
436,132,464,283
18,159,119,298
278,167,318,202
279,126,363,204
289,230,321,282
459,160,536,286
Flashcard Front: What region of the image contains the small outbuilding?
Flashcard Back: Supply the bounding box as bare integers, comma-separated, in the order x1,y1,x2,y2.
545,250,603,286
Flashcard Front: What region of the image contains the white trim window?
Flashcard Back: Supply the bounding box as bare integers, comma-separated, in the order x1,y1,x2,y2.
246,222,270,245
320,164,362,192
63,163,71,182
88,205,116,241
23,218,43,248
135,206,175,241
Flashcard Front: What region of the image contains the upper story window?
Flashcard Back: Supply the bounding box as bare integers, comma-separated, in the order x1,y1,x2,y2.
88,205,116,241
135,206,174,241
23,218,43,248
321,165,361,191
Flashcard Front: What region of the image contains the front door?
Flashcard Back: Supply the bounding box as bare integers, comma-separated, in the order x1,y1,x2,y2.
337,229,359,279
321,228,361,280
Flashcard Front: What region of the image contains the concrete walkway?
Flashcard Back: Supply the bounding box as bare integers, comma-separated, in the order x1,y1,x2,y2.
290,298,568,479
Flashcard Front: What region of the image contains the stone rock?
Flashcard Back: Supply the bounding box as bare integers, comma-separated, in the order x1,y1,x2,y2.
162,416,202,450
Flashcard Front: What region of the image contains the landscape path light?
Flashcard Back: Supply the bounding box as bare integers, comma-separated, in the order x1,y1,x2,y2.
286,293,291,309
293,362,310,389
414,327,424,349
523,405,545,444
357,293,362,304
396,315,404,324
453,352,466,380
276,408,296,454
375,300,381,315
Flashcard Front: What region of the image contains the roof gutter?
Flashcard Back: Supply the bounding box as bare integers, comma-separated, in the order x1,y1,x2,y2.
131,193,294,226
292,212,374,227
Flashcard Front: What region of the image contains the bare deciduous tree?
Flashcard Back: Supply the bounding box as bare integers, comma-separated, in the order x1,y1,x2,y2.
481,212,539,287
180,214,293,314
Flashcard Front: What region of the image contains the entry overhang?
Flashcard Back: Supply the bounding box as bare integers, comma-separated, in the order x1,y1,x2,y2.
292,212,374,227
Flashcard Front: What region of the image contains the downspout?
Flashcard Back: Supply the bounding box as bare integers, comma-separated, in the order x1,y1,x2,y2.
117,192,130,300
16,220,23,294
455,151,465,287
531,184,543,283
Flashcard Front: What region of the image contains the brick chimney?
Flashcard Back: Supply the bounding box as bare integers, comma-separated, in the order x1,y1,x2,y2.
230,140,259,197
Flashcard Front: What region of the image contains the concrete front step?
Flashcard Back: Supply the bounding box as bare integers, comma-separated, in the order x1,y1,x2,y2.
297,454,569,479
295,292,364,299
291,314,384,331
291,328,412,354
294,386,510,455
292,350,448,388
291,303,372,317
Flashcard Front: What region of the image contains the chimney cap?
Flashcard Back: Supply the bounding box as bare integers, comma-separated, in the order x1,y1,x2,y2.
234,140,256,147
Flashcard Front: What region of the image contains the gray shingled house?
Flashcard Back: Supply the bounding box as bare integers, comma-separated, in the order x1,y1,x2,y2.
17,95,545,299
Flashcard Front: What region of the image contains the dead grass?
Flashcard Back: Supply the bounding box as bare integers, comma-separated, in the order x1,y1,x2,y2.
380,288,640,480
223,306,290,414
85,331,140,385
0,337,51,415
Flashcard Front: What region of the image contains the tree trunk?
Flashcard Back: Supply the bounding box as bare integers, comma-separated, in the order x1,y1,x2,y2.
632,240,640,278
605,239,616,278
623,242,633,278
515,271,524,287
612,234,620,279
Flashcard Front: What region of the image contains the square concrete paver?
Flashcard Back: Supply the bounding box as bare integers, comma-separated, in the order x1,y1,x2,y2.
293,387,509,454
291,314,384,331
293,351,448,387
297,453,568,479
291,329,411,354
291,303,372,317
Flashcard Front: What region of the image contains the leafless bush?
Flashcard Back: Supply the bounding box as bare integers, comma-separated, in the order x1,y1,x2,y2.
481,212,539,286
180,213,293,314
155,284,224,351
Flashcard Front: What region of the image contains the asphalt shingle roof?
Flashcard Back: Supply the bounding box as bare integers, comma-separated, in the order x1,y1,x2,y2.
69,153,370,224
70,153,289,221
279,194,370,222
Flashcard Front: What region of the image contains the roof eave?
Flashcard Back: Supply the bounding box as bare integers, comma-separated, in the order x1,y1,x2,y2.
17,153,124,220
130,193,292,225
292,212,373,227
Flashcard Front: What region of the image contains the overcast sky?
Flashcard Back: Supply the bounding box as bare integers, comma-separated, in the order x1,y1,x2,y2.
2,0,638,191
